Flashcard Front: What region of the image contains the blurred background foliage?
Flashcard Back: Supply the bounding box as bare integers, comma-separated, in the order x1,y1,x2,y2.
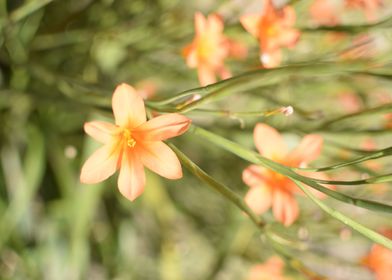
0,0,392,279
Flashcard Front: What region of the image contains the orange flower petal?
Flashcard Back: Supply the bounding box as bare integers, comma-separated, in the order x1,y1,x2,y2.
277,29,300,48
217,66,231,80
198,64,217,86
240,14,261,38
80,144,119,184
134,113,191,141
242,164,267,188
84,121,119,144
288,134,323,165
184,45,198,67
112,83,146,128
117,150,145,201
207,14,224,34
272,190,299,226
248,256,287,280
138,141,182,179
254,123,287,159
195,12,207,35
245,185,272,215
281,6,297,26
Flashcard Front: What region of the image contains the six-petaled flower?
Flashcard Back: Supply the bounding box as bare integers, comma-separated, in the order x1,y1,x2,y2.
80,83,191,201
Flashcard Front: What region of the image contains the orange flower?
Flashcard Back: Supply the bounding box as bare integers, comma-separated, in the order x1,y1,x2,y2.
240,0,300,68
346,0,383,21
183,12,247,86
80,83,191,201
309,0,340,26
248,256,291,280
243,123,328,226
362,230,392,280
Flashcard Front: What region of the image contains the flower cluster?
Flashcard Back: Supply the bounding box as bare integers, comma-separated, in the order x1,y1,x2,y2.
182,12,247,86
183,0,300,85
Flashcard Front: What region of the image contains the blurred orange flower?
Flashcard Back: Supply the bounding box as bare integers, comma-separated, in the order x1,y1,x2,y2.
80,83,191,201
240,0,299,68
309,0,340,26
183,12,247,86
243,123,328,226
362,230,392,280
346,0,383,21
248,256,291,280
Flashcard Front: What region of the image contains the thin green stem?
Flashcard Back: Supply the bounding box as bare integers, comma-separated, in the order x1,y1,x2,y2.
168,144,265,228
149,62,364,113
310,173,392,186
295,146,392,172
293,180,392,250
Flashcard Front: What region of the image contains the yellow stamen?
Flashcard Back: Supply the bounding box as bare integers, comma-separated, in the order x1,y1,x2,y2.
123,129,136,148
267,25,277,36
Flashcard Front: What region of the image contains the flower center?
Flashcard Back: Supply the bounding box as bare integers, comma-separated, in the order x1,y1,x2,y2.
123,129,136,148
267,25,278,37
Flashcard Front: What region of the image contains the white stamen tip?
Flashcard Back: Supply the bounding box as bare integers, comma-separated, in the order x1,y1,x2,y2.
260,54,270,64
280,106,294,116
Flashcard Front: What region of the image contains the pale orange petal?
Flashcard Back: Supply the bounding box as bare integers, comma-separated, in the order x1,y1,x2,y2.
245,185,272,215
264,256,285,274
84,121,119,144
310,0,339,26
138,141,182,179
281,6,296,26
288,134,323,165
240,14,260,38
112,83,146,128
183,44,198,67
254,123,287,159
277,29,300,48
117,150,145,201
195,12,207,35
80,144,119,184
217,66,231,80
198,64,216,86
242,165,267,188
134,113,191,141
248,256,286,280
208,14,224,34
272,190,299,226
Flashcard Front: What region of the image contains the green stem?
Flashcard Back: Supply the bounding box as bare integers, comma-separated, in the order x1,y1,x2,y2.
295,146,392,172
149,63,364,113
310,173,392,185
293,180,392,250
317,103,392,130
168,144,264,228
